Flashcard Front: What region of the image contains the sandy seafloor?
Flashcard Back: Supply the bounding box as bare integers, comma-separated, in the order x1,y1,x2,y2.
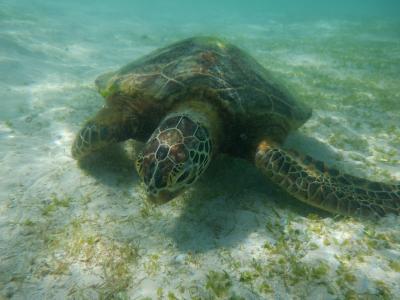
1,1,400,299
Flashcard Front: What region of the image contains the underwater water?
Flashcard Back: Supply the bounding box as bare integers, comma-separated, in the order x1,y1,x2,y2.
1,0,400,299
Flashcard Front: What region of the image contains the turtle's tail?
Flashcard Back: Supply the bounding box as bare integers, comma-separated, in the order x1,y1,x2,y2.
255,140,400,218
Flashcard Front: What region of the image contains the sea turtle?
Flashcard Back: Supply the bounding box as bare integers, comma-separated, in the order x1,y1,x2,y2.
71,36,399,218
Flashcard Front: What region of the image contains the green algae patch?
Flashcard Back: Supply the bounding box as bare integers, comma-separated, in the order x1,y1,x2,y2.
41,194,71,216
19,196,141,299
205,270,232,298
310,261,330,279
388,260,400,273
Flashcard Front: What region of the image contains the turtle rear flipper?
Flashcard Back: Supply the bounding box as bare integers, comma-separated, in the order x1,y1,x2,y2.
72,106,137,160
255,140,400,218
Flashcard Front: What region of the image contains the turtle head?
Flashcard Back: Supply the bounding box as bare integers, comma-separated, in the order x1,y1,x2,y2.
136,114,213,204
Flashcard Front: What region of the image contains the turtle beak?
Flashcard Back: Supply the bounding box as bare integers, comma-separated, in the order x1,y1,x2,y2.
147,189,180,205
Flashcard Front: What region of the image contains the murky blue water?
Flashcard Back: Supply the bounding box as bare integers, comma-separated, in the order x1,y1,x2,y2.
1,1,399,299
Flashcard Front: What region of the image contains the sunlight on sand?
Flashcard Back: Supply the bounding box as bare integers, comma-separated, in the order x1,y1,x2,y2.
0,3,399,297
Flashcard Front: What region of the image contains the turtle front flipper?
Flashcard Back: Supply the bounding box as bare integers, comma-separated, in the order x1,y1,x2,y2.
72,106,137,160
255,140,400,218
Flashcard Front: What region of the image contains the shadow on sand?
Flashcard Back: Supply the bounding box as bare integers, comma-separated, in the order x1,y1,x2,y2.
77,141,142,188
75,133,358,253
166,153,333,253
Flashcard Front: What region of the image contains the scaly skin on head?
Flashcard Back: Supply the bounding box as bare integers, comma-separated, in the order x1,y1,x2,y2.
136,101,221,203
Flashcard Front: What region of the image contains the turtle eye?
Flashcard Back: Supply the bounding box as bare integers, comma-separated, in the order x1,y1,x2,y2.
171,164,194,186
176,169,190,183
168,163,184,184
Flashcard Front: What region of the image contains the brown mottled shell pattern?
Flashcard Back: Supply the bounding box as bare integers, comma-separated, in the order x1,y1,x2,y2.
96,36,312,146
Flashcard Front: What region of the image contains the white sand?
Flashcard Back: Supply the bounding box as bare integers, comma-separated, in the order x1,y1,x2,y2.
0,1,399,299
